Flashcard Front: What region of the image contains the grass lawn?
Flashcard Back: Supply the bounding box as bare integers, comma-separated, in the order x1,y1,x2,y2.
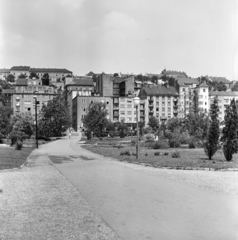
0,146,34,170
81,144,238,170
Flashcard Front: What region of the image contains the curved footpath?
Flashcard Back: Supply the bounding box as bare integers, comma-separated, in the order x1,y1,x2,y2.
0,134,121,240
1,134,238,240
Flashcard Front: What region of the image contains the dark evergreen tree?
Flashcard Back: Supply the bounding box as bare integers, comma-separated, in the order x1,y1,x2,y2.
204,96,220,160
221,98,238,161
148,116,159,131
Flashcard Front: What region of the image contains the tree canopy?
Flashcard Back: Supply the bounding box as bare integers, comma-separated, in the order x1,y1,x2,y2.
38,94,71,137
148,116,159,130
203,97,220,160
221,98,238,161
6,74,15,82
83,102,108,137
41,73,50,86
29,72,39,79
0,105,13,136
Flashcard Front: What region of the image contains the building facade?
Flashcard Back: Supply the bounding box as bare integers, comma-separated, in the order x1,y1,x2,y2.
194,82,209,114
209,91,238,121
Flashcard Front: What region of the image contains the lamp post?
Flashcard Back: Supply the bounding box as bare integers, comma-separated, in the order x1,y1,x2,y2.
33,92,39,148
133,96,140,160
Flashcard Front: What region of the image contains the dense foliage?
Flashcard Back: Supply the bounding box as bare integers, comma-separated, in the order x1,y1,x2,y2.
204,97,220,160
221,99,238,161
0,105,12,137
38,94,71,137
83,102,108,138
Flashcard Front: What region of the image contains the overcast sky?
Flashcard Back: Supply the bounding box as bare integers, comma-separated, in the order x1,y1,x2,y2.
0,0,237,79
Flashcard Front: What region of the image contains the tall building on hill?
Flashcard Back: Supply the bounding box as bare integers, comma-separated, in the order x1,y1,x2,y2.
10,66,30,77
209,91,238,121
194,82,209,114
0,69,10,80
139,85,179,124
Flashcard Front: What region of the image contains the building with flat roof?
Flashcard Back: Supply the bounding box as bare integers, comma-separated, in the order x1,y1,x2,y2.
209,91,238,121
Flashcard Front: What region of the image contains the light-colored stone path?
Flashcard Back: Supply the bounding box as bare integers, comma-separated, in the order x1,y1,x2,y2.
0,140,121,240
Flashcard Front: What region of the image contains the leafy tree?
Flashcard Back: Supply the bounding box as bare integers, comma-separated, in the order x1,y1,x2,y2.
38,94,71,137
9,112,34,138
215,82,227,91
6,74,15,82
151,75,158,83
113,73,119,77
83,102,108,138
185,111,209,140
221,99,238,161
42,73,50,86
167,117,181,132
29,72,39,79
0,105,13,136
8,131,27,146
118,120,128,138
204,97,220,160
148,116,159,131
231,81,238,92
18,74,26,78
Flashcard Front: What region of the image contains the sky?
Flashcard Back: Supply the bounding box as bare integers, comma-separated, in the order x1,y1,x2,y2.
0,0,237,80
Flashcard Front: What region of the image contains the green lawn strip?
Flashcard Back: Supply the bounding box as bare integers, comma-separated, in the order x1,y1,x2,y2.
81,145,238,170
0,147,34,170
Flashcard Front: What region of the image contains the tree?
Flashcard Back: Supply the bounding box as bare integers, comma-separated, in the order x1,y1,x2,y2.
185,111,209,140
9,112,34,138
148,116,159,131
42,73,50,86
167,117,181,132
18,74,26,78
117,120,128,138
0,105,13,136
215,82,227,92
6,74,15,82
83,102,108,138
203,97,220,160
113,73,119,77
221,99,238,161
38,94,71,137
151,75,158,83
29,72,39,79
231,81,238,92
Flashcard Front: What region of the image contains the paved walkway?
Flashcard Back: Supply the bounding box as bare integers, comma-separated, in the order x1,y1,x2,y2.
0,136,121,240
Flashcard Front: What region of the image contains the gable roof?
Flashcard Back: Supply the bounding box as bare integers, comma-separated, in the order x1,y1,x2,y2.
11,66,30,71
0,68,10,73
210,91,238,97
139,86,178,97
15,78,28,86
177,77,199,85
197,82,208,88
66,78,94,86
209,77,230,84
30,68,72,74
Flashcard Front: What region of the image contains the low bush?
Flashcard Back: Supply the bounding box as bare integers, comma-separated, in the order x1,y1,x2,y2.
188,139,196,148
171,151,180,158
131,139,136,146
37,135,51,141
169,139,180,148
0,132,4,144
15,141,23,150
143,127,152,134
154,151,160,156
152,139,169,149
120,150,131,156
8,131,27,146
179,132,190,144
145,153,148,156
144,133,155,141
163,152,169,156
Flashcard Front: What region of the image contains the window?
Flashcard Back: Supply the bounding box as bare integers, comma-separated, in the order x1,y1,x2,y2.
162,107,165,111
199,101,203,105
120,104,125,108
120,110,125,115
205,102,207,105
127,104,132,108
156,107,159,111
120,98,125,102
203,89,206,92
127,117,132,121
24,100,31,104
127,111,132,115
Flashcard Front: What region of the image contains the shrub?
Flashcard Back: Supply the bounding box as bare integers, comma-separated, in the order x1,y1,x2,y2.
0,132,4,144
37,135,51,141
188,138,196,148
163,152,169,156
120,150,131,156
15,141,23,150
120,129,125,138
179,132,190,144
144,133,155,141
171,151,180,158
131,139,136,146
8,131,27,146
109,131,115,138
154,151,160,156
145,153,148,156
152,139,169,149
169,138,180,148
143,127,152,134
85,130,92,140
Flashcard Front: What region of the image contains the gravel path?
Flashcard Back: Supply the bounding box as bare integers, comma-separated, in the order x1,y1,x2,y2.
0,152,121,240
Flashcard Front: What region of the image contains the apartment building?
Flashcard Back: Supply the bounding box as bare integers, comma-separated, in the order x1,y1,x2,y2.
0,69,10,80
0,88,15,107
10,66,30,78
12,78,58,115
138,85,179,125
72,96,112,131
209,91,238,121
194,82,209,113
169,77,199,118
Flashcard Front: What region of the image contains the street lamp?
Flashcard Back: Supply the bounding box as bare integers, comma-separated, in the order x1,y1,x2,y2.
133,96,140,160
33,92,39,148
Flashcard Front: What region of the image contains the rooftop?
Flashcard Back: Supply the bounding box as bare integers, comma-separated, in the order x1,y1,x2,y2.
30,68,72,74
139,86,178,97
0,68,10,73
11,66,30,71
210,91,238,97
15,78,28,86
209,77,230,84
177,77,199,85
66,78,94,86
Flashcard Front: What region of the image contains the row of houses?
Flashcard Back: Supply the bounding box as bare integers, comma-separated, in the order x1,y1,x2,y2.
1,71,238,132
0,66,72,82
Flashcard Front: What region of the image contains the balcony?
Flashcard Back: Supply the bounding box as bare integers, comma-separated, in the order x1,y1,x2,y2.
113,112,119,116
173,98,178,102
113,104,119,109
